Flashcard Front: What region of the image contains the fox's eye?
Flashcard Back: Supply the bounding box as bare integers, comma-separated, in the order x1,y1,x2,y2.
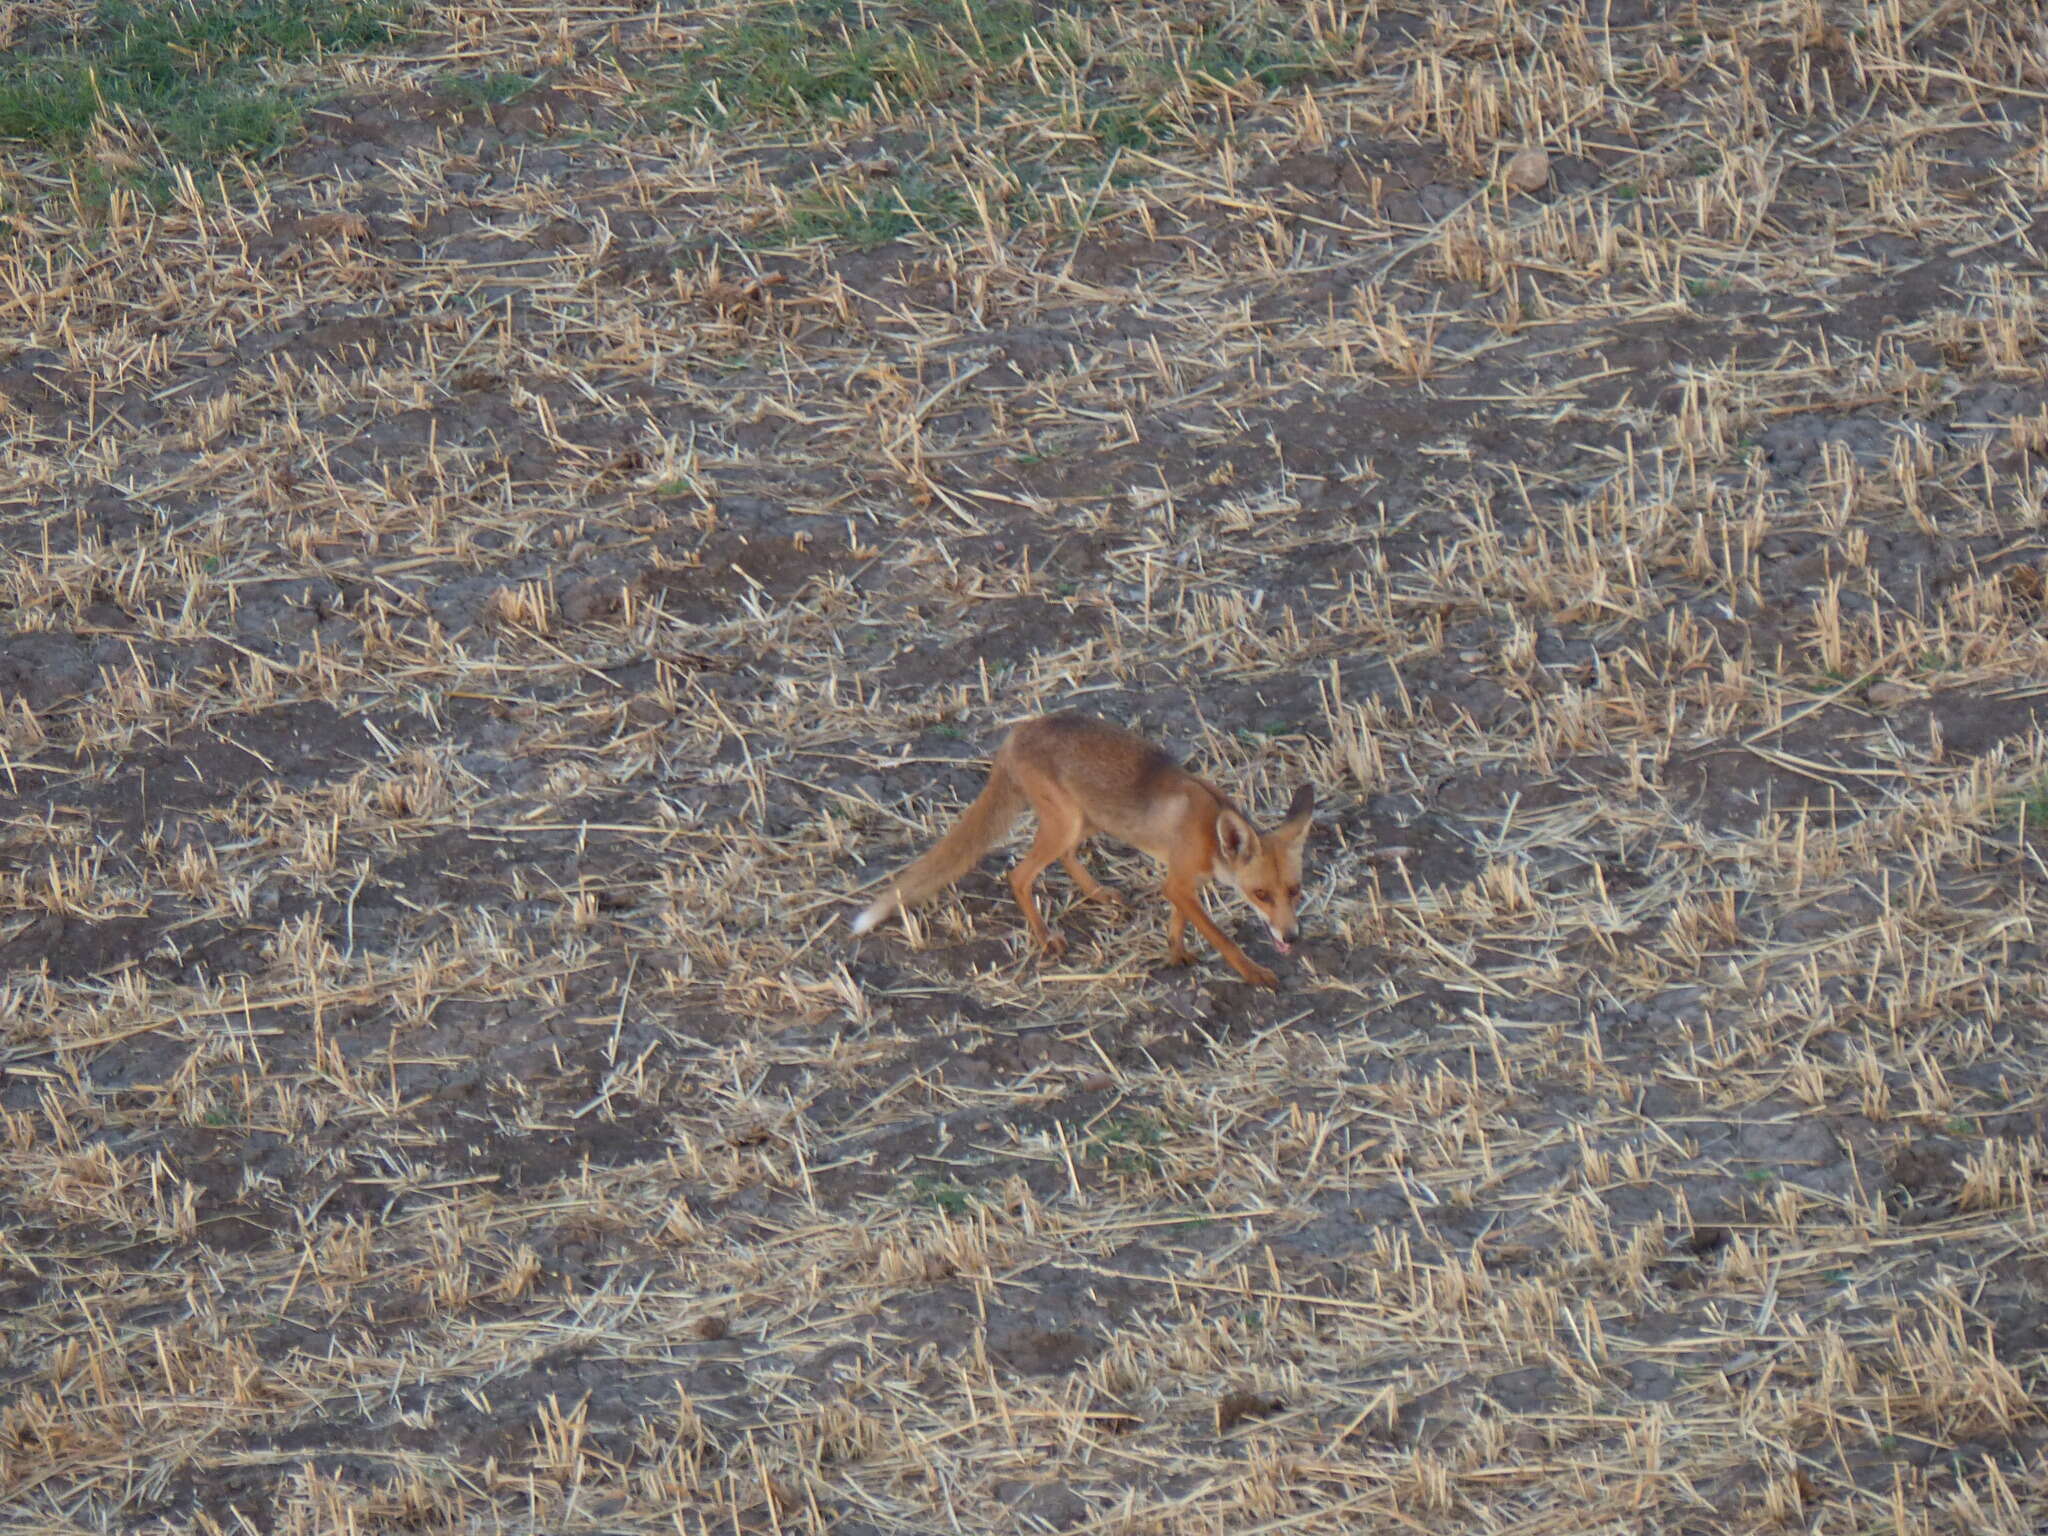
1287,885,1301,899
1251,889,1271,903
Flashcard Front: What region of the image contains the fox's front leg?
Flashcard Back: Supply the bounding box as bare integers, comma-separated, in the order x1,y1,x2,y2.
1162,877,1277,988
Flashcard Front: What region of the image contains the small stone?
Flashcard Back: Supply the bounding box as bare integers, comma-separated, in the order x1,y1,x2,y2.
559,575,626,625
626,692,673,725
297,211,370,243
1865,681,1917,708
1216,1388,1282,1432
1504,146,1551,193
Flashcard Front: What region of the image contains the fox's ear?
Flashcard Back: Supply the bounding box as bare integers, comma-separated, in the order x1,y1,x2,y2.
1216,809,1256,865
1276,784,1315,846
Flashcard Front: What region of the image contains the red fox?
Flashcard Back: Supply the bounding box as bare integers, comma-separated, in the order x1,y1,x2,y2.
849,713,1314,988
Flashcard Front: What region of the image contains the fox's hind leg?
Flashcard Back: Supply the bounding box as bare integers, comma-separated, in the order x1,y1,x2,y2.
1060,850,1123,907
1008,794,1087,959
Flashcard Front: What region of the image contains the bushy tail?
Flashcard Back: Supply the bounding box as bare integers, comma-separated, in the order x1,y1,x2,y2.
849,765,1025,934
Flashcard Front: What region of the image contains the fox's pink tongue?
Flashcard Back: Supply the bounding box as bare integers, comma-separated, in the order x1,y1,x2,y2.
1274,938,1292,954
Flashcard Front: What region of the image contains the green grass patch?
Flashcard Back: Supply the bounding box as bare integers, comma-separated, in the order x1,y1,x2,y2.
441,70,539,112
772,169,970,249
647,0,1043,122
1086,100,1168,153
641,1,1342,128
0,0,407,175
636,2,1352,246
904,1172,979,1215
1084,1112,1171,1178
2006,773,2048,835
1175,23,1325,92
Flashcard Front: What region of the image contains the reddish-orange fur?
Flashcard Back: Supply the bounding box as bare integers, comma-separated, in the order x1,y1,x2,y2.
849,713,1314,987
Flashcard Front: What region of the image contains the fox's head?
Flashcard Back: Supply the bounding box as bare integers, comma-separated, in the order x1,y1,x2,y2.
1215,785,1315,953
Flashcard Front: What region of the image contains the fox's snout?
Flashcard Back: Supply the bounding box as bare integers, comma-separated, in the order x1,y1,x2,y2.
1234,875,1302,956
1243,892,1299,952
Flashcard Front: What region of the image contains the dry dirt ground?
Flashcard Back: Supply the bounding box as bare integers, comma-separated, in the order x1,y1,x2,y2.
6,1,2048,1531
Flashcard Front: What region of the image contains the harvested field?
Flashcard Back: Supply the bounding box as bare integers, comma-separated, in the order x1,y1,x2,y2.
7,0,2048,1530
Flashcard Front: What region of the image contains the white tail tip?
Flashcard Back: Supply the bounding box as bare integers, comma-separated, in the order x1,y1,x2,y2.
849,900,889,936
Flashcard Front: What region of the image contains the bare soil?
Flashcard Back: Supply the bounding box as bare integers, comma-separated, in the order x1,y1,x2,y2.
6,2,2048,1532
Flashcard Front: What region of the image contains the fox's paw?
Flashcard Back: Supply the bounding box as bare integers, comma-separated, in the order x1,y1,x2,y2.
1037,930,1069,959
1087,885,1127,908
1241,963,1279,989
1164,947,1191,968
